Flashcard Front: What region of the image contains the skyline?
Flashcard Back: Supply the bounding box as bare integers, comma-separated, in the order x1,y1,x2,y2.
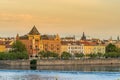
0,0,120,39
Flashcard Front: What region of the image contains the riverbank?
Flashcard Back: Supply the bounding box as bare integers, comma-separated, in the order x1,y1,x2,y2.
37,59,120,65
0,59,120,66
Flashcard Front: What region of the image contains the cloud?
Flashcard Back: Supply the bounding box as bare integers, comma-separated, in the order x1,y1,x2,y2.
0,13,34,22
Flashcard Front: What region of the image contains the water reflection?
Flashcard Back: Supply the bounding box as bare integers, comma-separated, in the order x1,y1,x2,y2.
0,64,120,80
0,70,120,80
37,64,120,72
0,64,120,72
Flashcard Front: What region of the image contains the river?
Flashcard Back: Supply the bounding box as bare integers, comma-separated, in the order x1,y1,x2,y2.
0,64,120,80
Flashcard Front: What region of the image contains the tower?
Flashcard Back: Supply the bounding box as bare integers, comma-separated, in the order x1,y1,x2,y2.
16,33,19,40
81,32,86,40
117,36,120,41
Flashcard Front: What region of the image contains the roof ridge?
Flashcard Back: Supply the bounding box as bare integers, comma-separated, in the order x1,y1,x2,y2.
29,25,40,35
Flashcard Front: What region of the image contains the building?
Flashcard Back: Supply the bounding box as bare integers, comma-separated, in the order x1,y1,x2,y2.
17,26,61,56
41,34,61,55
61,41,84,55
16,26,106,57
68,43,84,55
61,36,76,41
0,40,6,52
82,41,105,54
17,26,43,56
0,38,14,52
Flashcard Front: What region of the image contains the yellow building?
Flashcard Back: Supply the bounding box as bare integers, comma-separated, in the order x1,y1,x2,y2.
0,45,6,52
61,45,68,53
93,45,105,54
84,46,94,54
84,42,105,55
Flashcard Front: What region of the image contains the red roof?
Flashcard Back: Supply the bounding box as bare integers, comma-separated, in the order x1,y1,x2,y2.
80,41,97,46
0,40,5,45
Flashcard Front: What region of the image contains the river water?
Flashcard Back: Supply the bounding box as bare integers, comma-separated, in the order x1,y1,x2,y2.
0,65,120,80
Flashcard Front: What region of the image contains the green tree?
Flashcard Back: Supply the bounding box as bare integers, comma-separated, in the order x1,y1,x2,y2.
38,51,59,59
0,52,28,60
38,51,45,58
12,40,27,53
86,53,97,58
97,53,103,58
74,53,84,59
104,52,120,58
61,52,72,60
106,43,117,53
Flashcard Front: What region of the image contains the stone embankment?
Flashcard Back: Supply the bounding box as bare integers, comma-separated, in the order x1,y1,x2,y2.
37,59,120,66
0,60,30,66
0,59,120,66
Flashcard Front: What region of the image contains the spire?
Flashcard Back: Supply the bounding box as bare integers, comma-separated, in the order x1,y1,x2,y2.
109,36,112,41
117,36,119,41
16,33,19,40
81,32,86,40
29,25,40,35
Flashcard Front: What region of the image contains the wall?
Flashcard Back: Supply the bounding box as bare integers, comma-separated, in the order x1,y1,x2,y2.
37,59,120,65
0,59,120,66
0,60,30,66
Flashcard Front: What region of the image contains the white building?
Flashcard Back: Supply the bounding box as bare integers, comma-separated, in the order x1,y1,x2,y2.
68,43,84,55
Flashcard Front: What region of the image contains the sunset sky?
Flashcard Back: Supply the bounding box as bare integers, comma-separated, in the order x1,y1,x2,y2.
0,0,120,39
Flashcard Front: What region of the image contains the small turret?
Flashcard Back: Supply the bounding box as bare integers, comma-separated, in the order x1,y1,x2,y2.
16,33,19,40
117,36,119,41
81,32,86,40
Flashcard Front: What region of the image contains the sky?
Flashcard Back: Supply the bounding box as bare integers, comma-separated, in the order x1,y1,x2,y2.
0,0,120,40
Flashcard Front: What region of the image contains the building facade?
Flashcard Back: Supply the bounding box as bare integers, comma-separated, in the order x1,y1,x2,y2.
41,34,61,55
17,26,61,56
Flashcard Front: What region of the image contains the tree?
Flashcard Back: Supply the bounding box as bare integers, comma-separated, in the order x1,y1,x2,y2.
49,52,59,59
86,53,97,58
104,52,120,58
0,52,28,60
38,51,45,58
12,40,27,53
38,51,59,59
97,53,103,58
106,43,117,53
74,53,84,59
61,52,72,60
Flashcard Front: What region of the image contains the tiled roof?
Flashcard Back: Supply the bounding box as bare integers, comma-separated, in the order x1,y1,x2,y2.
28,26,40,35
41,35,56,40
19,35,28,39
61,41,80,45
61,36,75,40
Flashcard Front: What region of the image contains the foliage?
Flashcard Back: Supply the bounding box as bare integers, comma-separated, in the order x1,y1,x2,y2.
74,53,84,58
104,52,120,58
104,43,120,58
86,53,97,58
97,53,104,58
0,52,29,60
61,52,72,60
30,59,37,70
38,51,59,59
30,59,37,65
12,40,27,53
106,43,117,53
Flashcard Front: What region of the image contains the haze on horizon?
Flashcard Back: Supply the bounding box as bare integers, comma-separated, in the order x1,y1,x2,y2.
0,0,120,40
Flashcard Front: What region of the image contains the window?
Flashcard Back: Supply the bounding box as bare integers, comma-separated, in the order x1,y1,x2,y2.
45,44,48,47
57,48,59,50
35,45,38,49
30,45,32,49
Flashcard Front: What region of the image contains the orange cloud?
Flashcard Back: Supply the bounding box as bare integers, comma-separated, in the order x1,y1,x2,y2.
0,13,33,22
